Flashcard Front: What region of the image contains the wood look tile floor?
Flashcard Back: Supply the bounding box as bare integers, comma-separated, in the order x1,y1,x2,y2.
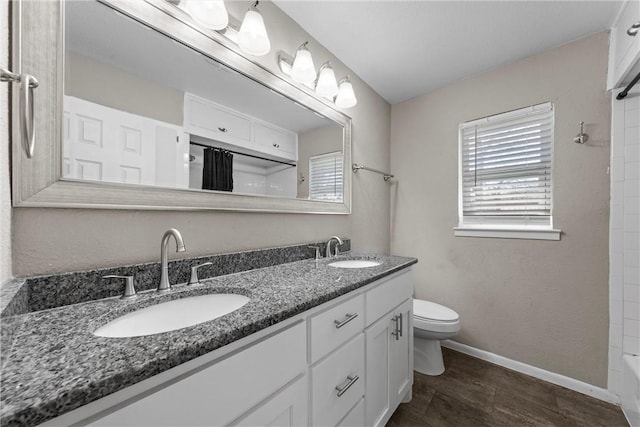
387,348,630,427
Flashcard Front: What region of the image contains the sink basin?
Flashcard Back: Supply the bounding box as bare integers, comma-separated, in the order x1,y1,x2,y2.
328,259,381,269
94,293,250,338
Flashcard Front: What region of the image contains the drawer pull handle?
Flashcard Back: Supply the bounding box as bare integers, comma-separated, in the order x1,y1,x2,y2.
273,143,280,148
335,375,359,397
391,314,402,340
218,127,228,132
334,313,358,329
628,22,640,37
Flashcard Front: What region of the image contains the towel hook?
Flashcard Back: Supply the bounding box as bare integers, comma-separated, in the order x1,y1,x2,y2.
573,121,589,144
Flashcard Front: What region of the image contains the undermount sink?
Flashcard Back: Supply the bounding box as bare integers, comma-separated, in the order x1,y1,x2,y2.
328,259,382,269
94,293,250,338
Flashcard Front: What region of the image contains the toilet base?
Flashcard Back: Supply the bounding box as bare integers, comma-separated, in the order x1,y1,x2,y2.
414,337,445,376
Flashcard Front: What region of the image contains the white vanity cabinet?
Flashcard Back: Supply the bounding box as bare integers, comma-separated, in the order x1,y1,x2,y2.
49,269,413,427
608,0,640,89
87,322,308,427
365,274,413,427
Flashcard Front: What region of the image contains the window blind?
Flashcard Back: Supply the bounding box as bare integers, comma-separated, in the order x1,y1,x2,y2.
309,151,343,202
459,103,553,225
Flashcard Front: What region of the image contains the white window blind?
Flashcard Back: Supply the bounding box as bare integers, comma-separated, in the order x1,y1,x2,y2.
459,102,554,229
309,151,343,202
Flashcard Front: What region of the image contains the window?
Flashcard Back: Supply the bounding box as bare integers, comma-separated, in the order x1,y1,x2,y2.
455,102,560,240
309,151,343,202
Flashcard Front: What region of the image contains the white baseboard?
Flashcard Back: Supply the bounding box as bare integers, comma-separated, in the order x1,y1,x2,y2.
442,340,621,405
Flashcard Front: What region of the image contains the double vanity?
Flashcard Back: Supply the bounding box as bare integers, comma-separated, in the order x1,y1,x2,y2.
1,241,417,426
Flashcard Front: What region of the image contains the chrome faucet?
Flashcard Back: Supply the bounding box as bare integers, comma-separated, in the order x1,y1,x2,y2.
325,236,343,259
158,228,186,292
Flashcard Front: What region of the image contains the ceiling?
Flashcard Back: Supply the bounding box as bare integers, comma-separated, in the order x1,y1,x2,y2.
273,1,623,104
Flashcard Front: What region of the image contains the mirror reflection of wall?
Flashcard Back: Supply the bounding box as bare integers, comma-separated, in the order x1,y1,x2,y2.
297,125,344,200
63,0,346,202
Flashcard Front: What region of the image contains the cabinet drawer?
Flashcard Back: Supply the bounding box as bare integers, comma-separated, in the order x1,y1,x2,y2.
254,122,298,160
337,398,365,427
366,270,413,326
310,294,365,363
185,96,251,143
90,322,306,426
311,334,365,427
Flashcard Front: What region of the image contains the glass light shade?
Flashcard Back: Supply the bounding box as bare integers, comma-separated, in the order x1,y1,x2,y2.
181,0,229,31
290,45,316,84
335,78,357,108
238,7,271,56
315,63,339,99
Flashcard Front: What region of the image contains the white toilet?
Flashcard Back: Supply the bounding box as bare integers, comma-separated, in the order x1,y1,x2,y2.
413,298,461,376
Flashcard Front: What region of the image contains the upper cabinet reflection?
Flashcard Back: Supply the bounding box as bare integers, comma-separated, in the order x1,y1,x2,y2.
64,0,345,202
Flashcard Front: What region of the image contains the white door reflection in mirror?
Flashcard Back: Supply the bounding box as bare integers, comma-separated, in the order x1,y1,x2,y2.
63,96,188,188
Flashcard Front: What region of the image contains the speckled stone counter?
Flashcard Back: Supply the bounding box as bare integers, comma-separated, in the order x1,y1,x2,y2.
0,252,416,426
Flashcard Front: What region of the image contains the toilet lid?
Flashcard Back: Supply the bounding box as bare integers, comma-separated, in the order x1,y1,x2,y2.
413,299,459,322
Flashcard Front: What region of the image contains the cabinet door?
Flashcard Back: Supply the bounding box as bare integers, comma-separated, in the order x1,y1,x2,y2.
609,0,640,89
184,93,252,145
365,314,392,427
390,299,413,406
88,322,306,426
365,298,413,427
234,376,308,427
254,122,298,161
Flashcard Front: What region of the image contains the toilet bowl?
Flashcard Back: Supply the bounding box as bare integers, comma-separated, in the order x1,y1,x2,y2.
413,299,460,376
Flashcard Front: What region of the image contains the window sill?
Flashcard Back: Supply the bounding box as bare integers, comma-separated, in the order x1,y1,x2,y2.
453,226,561,241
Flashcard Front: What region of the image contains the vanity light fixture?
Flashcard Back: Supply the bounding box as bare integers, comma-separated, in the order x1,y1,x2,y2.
290,42,317,85
179,0,229,31
238,1,271,56
278,46,358,109
315,62,339,99
335,76,357,108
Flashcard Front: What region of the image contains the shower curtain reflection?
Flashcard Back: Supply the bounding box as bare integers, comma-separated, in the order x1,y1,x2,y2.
202,148,234,192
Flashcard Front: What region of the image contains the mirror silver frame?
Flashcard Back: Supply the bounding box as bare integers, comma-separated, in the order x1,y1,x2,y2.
11,0,352,214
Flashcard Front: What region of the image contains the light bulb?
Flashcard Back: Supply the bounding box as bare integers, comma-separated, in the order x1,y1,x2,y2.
290,43,316,85
315,62,339,99
238,4,271,56
181,0,229,31
335,77,357,108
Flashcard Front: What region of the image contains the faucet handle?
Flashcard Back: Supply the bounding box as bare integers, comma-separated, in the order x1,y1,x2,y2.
307,246,321,260
189,262,213,285
103,275,137,300
333,242,342,257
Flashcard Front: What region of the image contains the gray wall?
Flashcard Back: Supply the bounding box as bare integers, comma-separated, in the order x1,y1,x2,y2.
65,52,184,125
10,1,391,276
1,1,10,283
390,32,611,387
297,125,344,199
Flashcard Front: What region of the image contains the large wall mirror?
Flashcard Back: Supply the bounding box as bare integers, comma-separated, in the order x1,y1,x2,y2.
11,0,352,214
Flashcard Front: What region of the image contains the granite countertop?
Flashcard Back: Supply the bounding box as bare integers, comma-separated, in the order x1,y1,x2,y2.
0,253,417,426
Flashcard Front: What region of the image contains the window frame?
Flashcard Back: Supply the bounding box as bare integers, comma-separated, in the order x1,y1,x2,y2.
454,102,561,240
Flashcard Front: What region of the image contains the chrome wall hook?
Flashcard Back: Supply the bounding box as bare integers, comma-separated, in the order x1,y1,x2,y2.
573,121,589,144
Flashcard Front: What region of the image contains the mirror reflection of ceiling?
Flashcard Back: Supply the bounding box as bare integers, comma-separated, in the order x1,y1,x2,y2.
65,0,330,134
